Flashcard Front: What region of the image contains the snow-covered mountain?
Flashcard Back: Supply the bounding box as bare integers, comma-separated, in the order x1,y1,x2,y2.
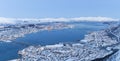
0,17,119,61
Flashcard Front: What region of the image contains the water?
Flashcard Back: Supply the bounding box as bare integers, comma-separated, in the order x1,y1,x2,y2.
0,22,108,61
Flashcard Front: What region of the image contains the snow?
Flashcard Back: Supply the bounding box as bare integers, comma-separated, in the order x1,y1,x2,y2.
15,23,120,61
80,39,88,43
106,50,120,61
8,59,18,61
45,44,63,48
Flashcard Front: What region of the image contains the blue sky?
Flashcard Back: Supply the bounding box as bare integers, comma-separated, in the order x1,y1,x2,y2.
0,0,120,18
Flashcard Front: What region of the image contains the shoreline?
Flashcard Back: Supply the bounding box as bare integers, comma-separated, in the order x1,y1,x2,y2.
16,24,120,61
0,23,74,42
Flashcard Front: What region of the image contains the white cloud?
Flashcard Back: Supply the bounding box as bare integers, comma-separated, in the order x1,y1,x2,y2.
0,17,16,24
70,17,119,21
0,16,119,24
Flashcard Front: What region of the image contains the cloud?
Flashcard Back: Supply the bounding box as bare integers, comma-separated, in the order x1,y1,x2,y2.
70,17,119,21
0,16,119,24
0,17,16,24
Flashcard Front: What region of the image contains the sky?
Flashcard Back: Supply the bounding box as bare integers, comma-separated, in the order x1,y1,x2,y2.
0,0,120,18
